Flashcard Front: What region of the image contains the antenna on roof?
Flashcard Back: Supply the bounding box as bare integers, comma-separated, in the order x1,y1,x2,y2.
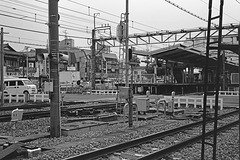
63,30,68,40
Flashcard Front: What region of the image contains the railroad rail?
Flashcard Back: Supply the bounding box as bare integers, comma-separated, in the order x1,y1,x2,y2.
139,120,239,160
0,102,121,122
63,110,238,160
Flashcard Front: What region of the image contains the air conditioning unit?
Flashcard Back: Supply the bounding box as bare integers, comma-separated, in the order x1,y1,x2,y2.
231,73,239,84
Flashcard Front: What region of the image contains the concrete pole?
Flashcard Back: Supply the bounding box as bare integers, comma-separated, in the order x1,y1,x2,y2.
222,51,225,90
125,0,129,87
26,54,28,78
238,23,240,160
125,0,133,128
49,0,61,137
0,28,4,106
91,29,96,89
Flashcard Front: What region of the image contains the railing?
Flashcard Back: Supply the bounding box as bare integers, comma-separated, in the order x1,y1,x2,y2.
3,94,26,103
164,96,223,110
219,91,239,96
91,90,119,95
3,94,50,103
29,94,50,102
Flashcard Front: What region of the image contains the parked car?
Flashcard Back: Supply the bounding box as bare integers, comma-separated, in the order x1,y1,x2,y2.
3,77,37,95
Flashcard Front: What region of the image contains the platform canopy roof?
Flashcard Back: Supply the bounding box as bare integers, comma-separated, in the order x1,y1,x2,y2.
149,43,238,71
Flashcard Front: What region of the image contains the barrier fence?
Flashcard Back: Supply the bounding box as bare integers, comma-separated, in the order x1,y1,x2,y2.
219,91,239,96
3,94,50,103
164,96,223,110
91,90,118,95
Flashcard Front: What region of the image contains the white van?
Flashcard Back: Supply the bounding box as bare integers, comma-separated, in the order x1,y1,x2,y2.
3,77,37,95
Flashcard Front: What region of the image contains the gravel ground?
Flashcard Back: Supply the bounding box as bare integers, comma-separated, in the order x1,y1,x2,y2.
169,126,239,160
0,108,239,160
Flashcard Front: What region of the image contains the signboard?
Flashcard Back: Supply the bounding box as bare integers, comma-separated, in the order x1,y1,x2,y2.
119,87,129,99
11,108,23,121
231,73,239,84
67,67,76,71
44,81,53,92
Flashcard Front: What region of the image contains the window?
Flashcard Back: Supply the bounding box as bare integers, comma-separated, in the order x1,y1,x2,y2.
29,63,34,68
4,81,8,87
17,81,24,86
9,81,16,86
23,80,34,85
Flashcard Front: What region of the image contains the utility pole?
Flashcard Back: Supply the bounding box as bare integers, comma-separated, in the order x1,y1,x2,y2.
125,0,129,87
125,0,133,128
91,29,96,89
49,0,61,137
0,28,4,106
91,13,100,90
26,53,29,78
0,28,8,107
238,24,240,160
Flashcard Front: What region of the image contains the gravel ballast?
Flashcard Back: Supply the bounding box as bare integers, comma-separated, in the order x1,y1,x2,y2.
0,108,239,160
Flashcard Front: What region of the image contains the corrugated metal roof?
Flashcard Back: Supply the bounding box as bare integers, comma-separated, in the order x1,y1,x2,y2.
150,43,238,71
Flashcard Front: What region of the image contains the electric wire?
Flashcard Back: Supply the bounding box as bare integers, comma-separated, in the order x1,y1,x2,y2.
0,3,94,30
199,0,240,23
164,0,217,26
0,7,93,34
28,0,149,32
0,12,90,34
2,0,160,35
0,24,90,39
4,40,46,47
5,35,47,43
66,0,163,31
235,0,240,5
1,0,96,28
4,39,91,49
2,0,237,51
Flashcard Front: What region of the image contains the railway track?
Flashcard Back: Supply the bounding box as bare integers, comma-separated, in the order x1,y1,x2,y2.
0,100,116,112
63,110,239,160
0,102,121,122
0,102,50,111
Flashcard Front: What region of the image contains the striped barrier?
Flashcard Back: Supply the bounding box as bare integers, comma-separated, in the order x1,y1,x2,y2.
29,94,50,102
219,91,239,96
3,94,26,103
91,90,119,95
164,96,223,110
3,94,50,103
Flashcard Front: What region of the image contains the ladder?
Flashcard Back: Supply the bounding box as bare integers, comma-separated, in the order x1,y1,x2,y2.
201,1,224,160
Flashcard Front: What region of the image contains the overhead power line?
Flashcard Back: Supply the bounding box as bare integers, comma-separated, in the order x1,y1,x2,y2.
235,0,240,4
36,0,149,32
6,35,47,43
2,0,156,33
66,0,162,31
199,0,240,23
164,0,217,26
0,10,91,34
4,40,46,47
0,3,94,30
1,0,95,28
0,24,91,39
35,0,150,32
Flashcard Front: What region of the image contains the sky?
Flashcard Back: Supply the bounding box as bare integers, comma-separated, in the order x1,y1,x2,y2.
1,0,240,52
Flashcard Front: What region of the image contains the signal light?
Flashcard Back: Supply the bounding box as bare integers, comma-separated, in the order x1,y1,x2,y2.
128,48,132,61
